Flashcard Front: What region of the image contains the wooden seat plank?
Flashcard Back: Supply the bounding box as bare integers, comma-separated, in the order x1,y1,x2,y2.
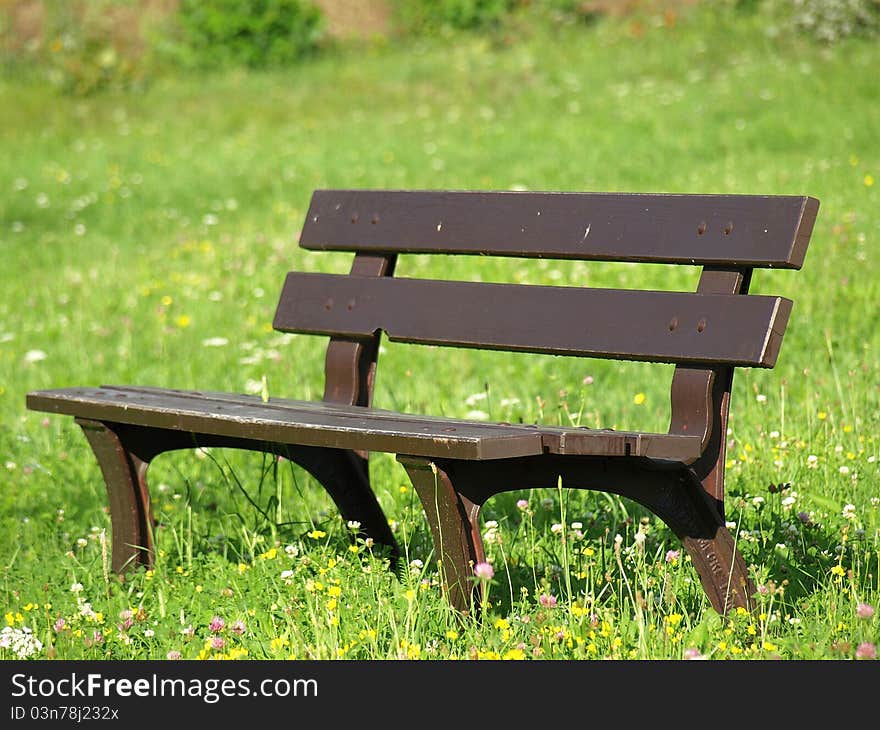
28,385,704,461
26,387,545,460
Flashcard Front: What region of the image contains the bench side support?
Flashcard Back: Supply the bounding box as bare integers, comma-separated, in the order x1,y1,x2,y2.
318,252,401,564
400,454,754,616
76,420,400,574
76,419,160,572
322,253,397,407
669,267,752,517
398,456,486,614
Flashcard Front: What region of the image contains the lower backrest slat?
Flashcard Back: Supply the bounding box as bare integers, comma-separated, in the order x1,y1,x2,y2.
273,272,792,367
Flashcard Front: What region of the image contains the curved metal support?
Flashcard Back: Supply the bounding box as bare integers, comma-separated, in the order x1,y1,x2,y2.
400,453,754,616
75,420,399,573
399,456,485,614
76,419,157,572
618,469,754,614
274,444,399,567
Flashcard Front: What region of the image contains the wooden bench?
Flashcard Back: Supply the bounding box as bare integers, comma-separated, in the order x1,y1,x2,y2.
27,189,818,616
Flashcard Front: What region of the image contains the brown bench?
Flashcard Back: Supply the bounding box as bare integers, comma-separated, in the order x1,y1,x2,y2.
27,189,818,616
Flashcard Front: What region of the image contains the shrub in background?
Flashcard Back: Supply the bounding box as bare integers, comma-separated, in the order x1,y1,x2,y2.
390,0,599,37
720,0,880,43
391,0,518,34
167,0,326,69
790,0,880,43
1,0,161,95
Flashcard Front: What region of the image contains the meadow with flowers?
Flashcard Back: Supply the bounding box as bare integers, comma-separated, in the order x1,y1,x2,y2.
1,6,879,661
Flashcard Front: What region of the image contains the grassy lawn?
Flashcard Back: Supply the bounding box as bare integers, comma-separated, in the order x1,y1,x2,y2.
1,5,878,660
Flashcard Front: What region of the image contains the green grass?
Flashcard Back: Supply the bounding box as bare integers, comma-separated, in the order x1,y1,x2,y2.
1,6,878,660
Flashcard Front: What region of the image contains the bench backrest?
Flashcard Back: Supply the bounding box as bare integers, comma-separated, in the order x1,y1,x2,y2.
272,190,817,466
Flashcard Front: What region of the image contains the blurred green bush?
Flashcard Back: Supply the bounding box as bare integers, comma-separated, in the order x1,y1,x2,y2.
165,0,326,69
389,0,598,36
789,0,880,43
0,0,327,93
1,0,159,95
721,0,880,42
392,0,516,33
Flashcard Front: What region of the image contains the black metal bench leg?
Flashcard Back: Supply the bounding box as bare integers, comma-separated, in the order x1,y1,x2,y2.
622,470,755,615
280,446,399,568
395,455,754,616
74,420,400,573
398,456,486,614
76,419,156,572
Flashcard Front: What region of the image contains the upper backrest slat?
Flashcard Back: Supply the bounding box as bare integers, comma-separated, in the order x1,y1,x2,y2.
273,273,792,367
300,190,818,269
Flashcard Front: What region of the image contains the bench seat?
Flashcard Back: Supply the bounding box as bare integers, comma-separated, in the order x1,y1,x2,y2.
26,385,703,462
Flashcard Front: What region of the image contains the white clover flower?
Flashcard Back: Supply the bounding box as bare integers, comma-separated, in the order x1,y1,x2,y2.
70,582,84,593
756,394,767,403
570,522,583,530
842,504,857,521
464,392,487,407
781,496,796,510
284,544,299,557
839,465,850,475
76,538,88,548
23,350,47,363
466,410,489,420
202,337,229,347
346,520,361,532
752,496,765,507
807,454,818,468
0,626,43,658
244,379,264,394
633,531,646,547
550,523,564,534
482,522,501,545
769,430,780,439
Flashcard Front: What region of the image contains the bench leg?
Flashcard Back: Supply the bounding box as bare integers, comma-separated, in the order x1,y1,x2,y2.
398,456,486,614
619,471,755,615
397,455,753,616
76,419,157,572
279,446,399,568
74,420,400,573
